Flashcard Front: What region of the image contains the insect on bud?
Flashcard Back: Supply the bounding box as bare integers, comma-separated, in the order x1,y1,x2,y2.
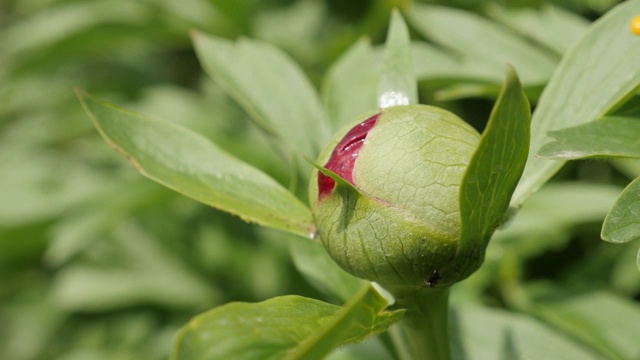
309,105,481,289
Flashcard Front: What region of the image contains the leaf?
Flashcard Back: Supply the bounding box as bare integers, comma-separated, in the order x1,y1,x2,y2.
433,83,503,101
171,285,403,360
44,179,168,266
410,41,470,81
612,158,640,180
78,90,315,238
1,0,149,59
407,4,556,85
451,306,599,360
50,221,218,311
526,286,640,359
512,0,640,205
254,0,325,64
602,177,640,244
0,151,110,227
609,241,640,295
408,41,547,101
457,66,531,278
325,338,393,360
322,39,379,131
0,287,67,360
492,183,621,258
191,31,330,162
377,10,417,108
487,4,589,56
538,116,640,159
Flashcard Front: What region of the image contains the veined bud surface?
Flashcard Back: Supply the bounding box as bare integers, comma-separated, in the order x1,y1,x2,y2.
309,105,481,289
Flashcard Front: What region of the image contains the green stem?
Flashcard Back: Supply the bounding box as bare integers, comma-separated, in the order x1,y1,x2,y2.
390,286,451,360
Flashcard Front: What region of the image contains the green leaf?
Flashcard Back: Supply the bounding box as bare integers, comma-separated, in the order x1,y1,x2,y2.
609,241,640,295
171,285,403,360
433,83,503,101
527,286,640,359
451,306,599,360
512,0,640,205
409,41,548,101
191,31,330,162
457,66,531,278
45,179,168,266
78,90,315,238
1,1,149,60
254,0,325,65
407,4,556,85
322,39,378,131
602,177,640,244
612,158,640,179
0,287,67,360
377,10,417,108
492,183,621,258
487,4,589,56
50,221,218,311
538,116,640,159
0,152,108,227
410,41,469,81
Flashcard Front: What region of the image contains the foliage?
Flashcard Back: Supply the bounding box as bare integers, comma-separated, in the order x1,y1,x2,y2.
2,0,640,359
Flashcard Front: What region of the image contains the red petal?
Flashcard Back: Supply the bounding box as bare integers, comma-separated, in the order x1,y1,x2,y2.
318,113,379,200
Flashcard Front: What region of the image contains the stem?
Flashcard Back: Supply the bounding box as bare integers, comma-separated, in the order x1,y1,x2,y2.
390,286,451,360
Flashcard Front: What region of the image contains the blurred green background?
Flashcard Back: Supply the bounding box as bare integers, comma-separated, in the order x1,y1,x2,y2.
2,0,638,359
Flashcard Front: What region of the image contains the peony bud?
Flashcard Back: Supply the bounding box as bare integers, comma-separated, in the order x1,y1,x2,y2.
309,105,481,289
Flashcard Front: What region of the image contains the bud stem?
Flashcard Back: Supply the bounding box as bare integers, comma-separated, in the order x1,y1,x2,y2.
390,287,451,360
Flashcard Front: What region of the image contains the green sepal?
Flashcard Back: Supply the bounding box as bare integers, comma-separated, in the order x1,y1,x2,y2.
456,65,531,280
306,158,367,199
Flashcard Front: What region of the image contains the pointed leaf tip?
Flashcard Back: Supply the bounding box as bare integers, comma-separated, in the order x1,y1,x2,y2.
378,10,417,108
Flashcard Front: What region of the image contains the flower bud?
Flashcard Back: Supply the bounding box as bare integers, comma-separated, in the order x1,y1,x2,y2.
309,105,480,288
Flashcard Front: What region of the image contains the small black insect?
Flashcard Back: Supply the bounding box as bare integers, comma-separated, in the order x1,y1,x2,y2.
426,269,441,288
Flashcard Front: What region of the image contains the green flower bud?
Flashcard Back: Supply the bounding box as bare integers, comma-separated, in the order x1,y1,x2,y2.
309,105,481,289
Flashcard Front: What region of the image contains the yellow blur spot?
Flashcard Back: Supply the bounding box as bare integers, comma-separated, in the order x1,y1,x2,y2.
632,16,640,35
